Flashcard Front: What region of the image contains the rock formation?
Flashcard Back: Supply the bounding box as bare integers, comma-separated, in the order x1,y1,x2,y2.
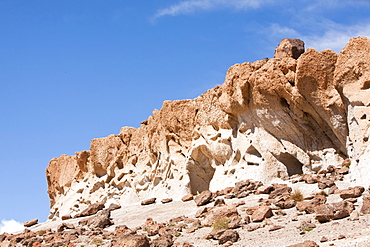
46,37,370,219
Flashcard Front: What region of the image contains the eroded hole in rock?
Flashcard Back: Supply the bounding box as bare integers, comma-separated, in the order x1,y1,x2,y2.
361,114,367,120
361,81,370,90
90,182,105,193
243,145,263,165
277,153,303,176
94,164,107,178
246,145,262,158
231,150,241,166
280,97,290,108
187,157,215,195
116,160,124,169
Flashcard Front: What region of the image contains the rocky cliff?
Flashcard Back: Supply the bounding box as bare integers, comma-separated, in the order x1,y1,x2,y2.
46,37,370,220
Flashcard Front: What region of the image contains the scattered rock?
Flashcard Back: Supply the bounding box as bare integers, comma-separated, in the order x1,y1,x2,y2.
108,203,122,211
202,205,239,226
228,216,242,229
252,206,272,222
150,235,174,247
349,210,360,221
301,174,318,184
24,219,38,227
296,195,327,214
195,207,209,218
194,190,213,206
298,220,316,231
318,178,335,189
268,184,292,200
243,215,251,224
257,185,274,194
161,198,173,204
111,234,150,247
275,199,296,209
244,223,261,232
141,198,156,205
214,198,226,207
87,209,113,229
75,202,105,218
269,225,284,231
315,201,354,223
287,240,319,247
57,222,75,232
340,186,365,199
61,214,72,220
218,229,239,245
182,194,194,202
320,236,328,242
338,234,346,239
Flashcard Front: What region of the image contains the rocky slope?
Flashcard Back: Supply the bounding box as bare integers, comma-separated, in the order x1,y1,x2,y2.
3,168,370,247
46,37,370,220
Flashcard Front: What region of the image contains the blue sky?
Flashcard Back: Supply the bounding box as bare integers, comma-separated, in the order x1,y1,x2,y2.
0,0,369,229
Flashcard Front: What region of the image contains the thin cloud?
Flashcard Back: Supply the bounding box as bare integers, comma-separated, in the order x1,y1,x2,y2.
304,23,370,52
153,0,271,19
0,219,24,234
266,22,370,53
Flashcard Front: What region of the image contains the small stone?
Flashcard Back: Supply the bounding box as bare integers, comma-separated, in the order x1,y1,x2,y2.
228,216,242,229
113,234,150,247
243,215,251,224
214,198,226,207
194,190,213,206
349,210,360,221
252,206,272,222
202,205,239,227
257,185,273,194
244,224,260,231
62,215,72,220
320,236,328,242
87,209,113,229
269,225,284,231
287,240,319,247
232,200,245,207
161,198,173,204
338,234,346,239
195,207,209,218
75,202,105,218
108,203,122,211
218,229,239,245
24,219,38,227
141,198,156,206
182,194,194,202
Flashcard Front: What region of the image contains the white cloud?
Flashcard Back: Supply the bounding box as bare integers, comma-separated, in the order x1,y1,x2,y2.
304,24,370,52
266,22,370,53
268,23,299,38
0,219,24,234
153,0,272,19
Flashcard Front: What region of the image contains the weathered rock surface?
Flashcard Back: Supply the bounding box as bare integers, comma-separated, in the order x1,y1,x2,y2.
45,37,370,220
